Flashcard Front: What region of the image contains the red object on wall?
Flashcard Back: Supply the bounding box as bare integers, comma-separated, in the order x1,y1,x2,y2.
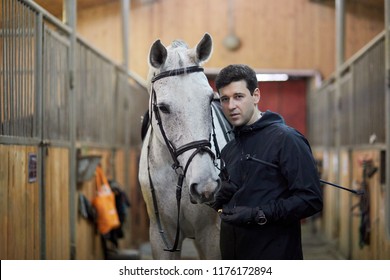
258,79,307,136
209,78,307,136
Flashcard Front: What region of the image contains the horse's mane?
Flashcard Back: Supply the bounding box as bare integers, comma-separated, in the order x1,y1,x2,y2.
166,40,191,69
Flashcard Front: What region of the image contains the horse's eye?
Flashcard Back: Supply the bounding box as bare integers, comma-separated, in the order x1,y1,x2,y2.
157,103,170,114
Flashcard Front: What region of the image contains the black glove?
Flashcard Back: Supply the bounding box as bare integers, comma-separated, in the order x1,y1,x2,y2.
220,206,260,225
208,181,239,211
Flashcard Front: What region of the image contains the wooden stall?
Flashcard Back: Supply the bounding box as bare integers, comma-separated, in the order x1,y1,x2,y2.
309,27,390,259
0,0,149,260
2,0,389,260
0,145,40,260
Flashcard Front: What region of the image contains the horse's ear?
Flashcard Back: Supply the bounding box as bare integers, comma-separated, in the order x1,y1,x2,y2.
195,33,213,64
149,39,167,68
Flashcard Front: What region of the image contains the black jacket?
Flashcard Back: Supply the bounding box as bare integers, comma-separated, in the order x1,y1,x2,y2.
218,110,323,259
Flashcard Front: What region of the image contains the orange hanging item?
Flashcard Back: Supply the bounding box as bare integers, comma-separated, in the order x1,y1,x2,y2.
92,165,120,234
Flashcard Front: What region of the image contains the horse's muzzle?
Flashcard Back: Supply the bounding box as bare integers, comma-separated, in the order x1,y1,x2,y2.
189,178,221,204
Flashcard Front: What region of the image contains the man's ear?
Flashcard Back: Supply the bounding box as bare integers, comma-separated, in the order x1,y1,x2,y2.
253,88,260,104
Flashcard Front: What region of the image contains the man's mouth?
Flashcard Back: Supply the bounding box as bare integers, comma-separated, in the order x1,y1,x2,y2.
230,113,240,119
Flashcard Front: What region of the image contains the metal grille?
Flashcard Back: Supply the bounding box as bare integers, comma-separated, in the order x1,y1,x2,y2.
309,36,385,147
75,40,116,145
1,0,149,147
115,71,131,146
114,71,149,147
339,73,352,146
42,27,70,141
308,83,336,147
128,80,149,146
1,0,37,138
352,38,385,145
308,86,325,146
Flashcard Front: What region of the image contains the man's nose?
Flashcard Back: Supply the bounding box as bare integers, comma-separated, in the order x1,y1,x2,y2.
228,99,236,109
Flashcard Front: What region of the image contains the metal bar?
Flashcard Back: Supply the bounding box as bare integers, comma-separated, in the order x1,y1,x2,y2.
22,1,27,137
1,0,7,135
23,0,72,34
14,0,19,136
336,0,345,67
334,1,345,234
35,10,45,260
63,0,77,260
0,135,41,145
121,0,130,69
28,2,34,137
385,0,390,239
10,0,15,136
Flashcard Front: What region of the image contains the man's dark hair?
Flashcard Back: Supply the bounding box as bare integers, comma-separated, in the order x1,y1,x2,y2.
215,64,258,95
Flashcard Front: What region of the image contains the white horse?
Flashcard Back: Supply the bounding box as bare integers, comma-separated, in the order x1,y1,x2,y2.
138,33,231,259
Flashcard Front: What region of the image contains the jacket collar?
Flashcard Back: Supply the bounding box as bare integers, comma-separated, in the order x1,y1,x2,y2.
233,110,285,137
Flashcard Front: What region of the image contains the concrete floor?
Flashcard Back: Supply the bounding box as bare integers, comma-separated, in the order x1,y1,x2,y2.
138,219,345,260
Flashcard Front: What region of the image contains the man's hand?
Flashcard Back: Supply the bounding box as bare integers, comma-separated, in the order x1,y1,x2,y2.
220,206,260,225
208,181,239,211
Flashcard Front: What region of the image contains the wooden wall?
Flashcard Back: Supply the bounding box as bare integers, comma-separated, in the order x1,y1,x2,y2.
72,0,384,81
0,143,144,259
314,148,390,259
0,145,40,260
44,147,70,260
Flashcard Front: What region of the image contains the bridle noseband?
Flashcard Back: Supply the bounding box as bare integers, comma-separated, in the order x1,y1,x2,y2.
147,65,221,252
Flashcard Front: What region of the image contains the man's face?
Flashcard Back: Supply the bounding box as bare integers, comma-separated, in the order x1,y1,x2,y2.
219,80,260,127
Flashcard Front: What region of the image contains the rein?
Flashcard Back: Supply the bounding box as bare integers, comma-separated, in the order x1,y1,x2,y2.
147,65,221,252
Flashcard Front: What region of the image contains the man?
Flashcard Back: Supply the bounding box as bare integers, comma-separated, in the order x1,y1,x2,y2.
212,64,323,260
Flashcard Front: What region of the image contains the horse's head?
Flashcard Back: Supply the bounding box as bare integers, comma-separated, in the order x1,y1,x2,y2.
147,33,220,204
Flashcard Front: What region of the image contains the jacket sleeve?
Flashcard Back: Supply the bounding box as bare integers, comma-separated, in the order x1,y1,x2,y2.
261,131,323,223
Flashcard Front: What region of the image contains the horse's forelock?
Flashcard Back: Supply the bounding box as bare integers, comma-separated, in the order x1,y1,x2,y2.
170,40,188,49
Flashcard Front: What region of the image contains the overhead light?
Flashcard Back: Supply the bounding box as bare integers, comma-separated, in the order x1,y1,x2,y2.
256,74,289,82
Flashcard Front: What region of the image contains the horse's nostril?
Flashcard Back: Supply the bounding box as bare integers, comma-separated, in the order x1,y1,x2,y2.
190,183,199,196
190,181,218,203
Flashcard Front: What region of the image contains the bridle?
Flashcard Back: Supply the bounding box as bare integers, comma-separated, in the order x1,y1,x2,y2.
147,65,221,252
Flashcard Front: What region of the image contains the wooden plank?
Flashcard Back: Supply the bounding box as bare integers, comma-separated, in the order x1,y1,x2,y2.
61,148,70,259
45,147,71,259
338,149,352,258
44,146,53,259
0,145,9,259
44,148,70,260
0,145,40,259
129,148,149,247
7,146,27,259
322,149,340,242
25,146,40,259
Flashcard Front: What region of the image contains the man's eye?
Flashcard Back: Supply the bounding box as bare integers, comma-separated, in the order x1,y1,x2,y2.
221,98,228,103
157,104,170,114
